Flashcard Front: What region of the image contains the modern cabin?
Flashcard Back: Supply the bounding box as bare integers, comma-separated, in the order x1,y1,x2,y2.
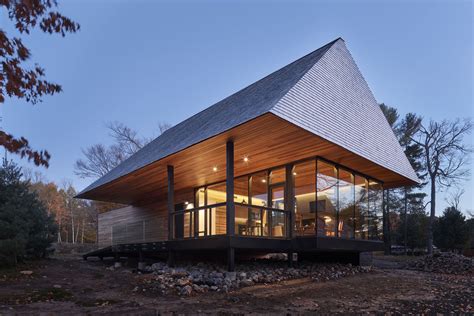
78,38,419,270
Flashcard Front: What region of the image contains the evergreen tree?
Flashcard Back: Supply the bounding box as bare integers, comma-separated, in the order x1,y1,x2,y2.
0,160,57,267
434,207,469,251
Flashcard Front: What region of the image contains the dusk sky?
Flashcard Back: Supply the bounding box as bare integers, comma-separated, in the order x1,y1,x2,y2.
2,0,473,214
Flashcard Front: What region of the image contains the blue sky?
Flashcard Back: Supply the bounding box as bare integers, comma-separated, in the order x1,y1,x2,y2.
2,0,473,214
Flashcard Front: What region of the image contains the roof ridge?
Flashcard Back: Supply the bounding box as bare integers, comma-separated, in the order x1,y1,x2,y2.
77,38,344,197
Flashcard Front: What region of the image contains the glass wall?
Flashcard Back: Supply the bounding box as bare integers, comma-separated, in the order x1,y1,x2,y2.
316,161,338,237
193,183,227,237
368,181,383,240
250,171,268,207
294,160,316,236
338,169,354,238
181,157,383,241
354,175,368,239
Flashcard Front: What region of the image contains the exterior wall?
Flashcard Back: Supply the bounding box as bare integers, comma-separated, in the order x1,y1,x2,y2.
98,203,167,247
97,188,194,246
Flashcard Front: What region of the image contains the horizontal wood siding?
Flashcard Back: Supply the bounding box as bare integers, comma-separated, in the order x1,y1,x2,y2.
98,188,194,246
98,203,167,246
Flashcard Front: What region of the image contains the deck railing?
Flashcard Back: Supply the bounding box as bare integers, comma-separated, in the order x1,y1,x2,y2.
171,202,290,239
111,218,163,245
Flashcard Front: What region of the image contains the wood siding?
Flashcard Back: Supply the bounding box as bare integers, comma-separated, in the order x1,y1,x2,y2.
98,188,194,246
98,204,167,247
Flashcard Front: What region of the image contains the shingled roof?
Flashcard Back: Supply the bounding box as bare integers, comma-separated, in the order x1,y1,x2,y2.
78,38,419,197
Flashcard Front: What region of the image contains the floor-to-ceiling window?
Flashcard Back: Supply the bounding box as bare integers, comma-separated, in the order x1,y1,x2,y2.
316,160,338,237
178,156,383,241
193,182,226,237
354,175,368,239
338,169,355,238
250,171,269,236
234,176,250,235
293,160,316,236
368,180,383,240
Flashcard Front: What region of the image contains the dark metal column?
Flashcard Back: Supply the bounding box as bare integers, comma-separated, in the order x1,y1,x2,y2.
226,140,235,272
285,164,295,267
226,140,235,236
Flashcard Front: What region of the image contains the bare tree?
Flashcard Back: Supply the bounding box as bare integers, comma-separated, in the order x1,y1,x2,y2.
106,121,151,156
75,121,171,179
411,118,473,254
446,188,465,211
74,144,125,178
75,122,148,179
158,122,172,135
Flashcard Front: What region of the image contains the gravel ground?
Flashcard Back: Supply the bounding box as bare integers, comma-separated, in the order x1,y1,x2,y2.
0,254,472,315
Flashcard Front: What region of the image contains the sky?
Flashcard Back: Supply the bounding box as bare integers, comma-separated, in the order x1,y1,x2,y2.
1,0,473,215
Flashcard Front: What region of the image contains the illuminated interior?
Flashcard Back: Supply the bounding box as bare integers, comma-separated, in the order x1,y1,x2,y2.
174,157,383,240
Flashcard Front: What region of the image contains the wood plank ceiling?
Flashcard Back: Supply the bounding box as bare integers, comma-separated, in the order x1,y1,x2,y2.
78,113,417,205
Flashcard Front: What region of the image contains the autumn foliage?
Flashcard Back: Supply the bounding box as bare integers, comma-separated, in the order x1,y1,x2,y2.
0,0,79,167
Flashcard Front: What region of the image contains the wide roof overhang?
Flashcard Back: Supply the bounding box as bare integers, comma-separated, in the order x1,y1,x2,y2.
76,113,418,205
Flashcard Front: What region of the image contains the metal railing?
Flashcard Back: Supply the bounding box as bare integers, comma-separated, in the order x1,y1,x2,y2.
171,202,227,239
170,202,290,239
111,218,163,245
235,203,289,238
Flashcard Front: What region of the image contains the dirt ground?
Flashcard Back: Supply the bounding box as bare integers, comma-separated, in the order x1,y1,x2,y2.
0,254,472,315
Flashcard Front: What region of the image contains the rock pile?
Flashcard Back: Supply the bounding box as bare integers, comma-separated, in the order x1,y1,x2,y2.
406,252,474,275
136,261,371,296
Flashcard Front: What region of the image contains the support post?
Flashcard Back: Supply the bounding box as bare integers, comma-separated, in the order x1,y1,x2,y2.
285,164,295,239
167,251,175,267
138,249,146,271
226,140,235,236
226,141,235,272
167,165,174,241
227,248,235,272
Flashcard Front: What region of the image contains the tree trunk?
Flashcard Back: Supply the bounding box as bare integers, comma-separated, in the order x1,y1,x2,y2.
427,177,436,254
81,219,85,244
404,187,408,256
57,222,62,243
384,189,391,255
71,208,75,244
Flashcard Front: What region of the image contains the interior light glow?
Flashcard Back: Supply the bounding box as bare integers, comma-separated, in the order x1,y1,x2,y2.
243,156,249,163
213,166,218,172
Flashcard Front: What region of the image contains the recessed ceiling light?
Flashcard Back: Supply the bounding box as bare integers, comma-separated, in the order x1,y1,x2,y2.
213,166,218,172
261,179,266,183
243,156,249,163
293,172,297,176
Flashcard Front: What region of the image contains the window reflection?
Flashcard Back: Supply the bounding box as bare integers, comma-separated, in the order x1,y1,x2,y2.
368,181,383,240
316,161,337,237
234,176,249,204
355,176,368,239
294,161,316,236
338,169,354,238
270,168,285,184
250,172,268,207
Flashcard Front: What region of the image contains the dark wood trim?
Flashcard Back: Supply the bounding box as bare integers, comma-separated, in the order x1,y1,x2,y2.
167,165,174,240
285,164,295,238
226,140,235,236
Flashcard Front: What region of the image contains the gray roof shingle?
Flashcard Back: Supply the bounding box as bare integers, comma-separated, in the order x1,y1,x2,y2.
79,38,419,196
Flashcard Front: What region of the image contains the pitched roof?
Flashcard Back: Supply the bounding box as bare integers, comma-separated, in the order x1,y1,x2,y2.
78,38,419,197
